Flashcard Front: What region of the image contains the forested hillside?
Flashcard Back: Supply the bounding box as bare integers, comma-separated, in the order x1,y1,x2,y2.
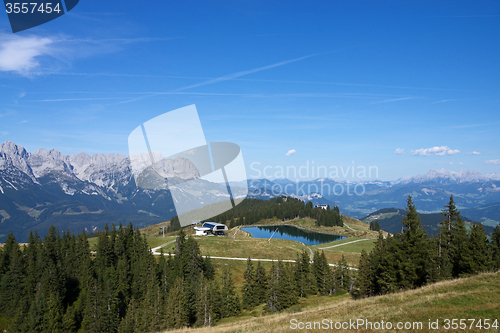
0,223,351,332
353,195,500,298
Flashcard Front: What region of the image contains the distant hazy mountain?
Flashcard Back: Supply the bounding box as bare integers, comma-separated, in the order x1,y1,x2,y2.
243,170,500,220
394,168,499,185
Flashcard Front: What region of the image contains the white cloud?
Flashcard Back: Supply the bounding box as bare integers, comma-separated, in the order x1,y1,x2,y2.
485,159,500,165
184,148,197,156
394,148,405,155
286,149,296,156
466,151,481,155
449,162,454,165
411,146,460,156
0,35,55,74
459,162,463,165
0,35,163,76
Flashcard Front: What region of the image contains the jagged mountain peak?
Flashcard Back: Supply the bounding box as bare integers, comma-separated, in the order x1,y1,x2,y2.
32,148,70,162
0,141,30,158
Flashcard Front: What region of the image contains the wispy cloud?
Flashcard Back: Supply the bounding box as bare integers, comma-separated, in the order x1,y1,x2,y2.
411,146,460,156
485,159,500,165
0,35,54,74
448,123,498,129
286,149,296,156
431,99,456,104
0,35,171,76
24,72,469,92
394,148,405,155
466,151,481,155
31,91,415,102
36,97,123,102
0,131,8,135
370,96,417,104
0,110,17,117
119,52,331,104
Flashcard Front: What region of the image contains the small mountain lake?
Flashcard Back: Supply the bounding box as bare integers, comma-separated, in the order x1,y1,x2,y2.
241,225,345,246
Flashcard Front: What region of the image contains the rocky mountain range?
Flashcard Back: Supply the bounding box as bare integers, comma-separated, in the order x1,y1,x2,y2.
0,141,228,242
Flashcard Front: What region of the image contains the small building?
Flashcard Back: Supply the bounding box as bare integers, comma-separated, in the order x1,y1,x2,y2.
315,204,328,210
200,222,228,236
194,226,211,236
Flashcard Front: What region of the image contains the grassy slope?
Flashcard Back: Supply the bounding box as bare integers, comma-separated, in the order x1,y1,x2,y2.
166,271,500,333
161,236,306,261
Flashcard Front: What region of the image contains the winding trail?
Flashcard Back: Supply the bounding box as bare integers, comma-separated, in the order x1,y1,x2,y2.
151,239,176,254
343,221,356,231
318,238,371,250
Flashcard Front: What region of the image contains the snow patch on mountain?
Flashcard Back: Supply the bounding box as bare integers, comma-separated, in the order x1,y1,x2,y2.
396,168,491,184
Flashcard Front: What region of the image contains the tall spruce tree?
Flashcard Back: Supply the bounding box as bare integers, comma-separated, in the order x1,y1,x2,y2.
459,223,492,275
438,195,467,278
254,261,268,304
398,196,430,289
491,222,500,270
242,258,257,309
312,251,330,295
220,267,240,318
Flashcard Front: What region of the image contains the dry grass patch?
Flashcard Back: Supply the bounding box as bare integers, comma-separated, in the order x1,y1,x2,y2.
164,271,500,333
161,236,305,261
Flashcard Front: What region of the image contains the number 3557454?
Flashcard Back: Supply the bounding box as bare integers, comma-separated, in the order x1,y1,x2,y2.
5,3,62,14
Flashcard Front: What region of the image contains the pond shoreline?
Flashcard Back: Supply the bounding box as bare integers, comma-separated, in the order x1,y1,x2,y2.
245,223,347,238
241,224,346,246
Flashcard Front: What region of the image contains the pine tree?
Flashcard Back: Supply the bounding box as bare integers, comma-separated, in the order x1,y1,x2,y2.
220,267,240,318
270,261,298,311
254,261,268,304
312,251,329,295
242,258,257,309
0,238,24,318
196,278,216,327
0,231,16,277
399,195,430,289
165,278,189,329
490,222,500,270
352,249,371,299
438,195,467,278
294,250,315,298
203,255,215,280
460,223,492,275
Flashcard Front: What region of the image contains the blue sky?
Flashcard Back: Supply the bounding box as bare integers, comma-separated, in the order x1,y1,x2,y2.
0,1,499,181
